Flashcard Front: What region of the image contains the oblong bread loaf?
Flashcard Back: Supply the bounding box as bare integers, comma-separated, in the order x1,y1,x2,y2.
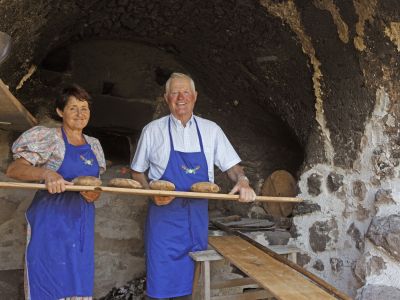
72,176,102,186
191,182,220,193
108,178,143,189
149,180,175,191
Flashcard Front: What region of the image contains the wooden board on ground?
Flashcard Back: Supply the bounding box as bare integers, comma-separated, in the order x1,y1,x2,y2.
0,79,37,131
209,236,337,300
262,170,297,217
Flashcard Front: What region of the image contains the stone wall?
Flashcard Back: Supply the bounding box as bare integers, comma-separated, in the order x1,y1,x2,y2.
292,87,400,299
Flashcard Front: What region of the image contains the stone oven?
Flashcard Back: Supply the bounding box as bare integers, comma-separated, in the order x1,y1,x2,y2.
0,1,399,299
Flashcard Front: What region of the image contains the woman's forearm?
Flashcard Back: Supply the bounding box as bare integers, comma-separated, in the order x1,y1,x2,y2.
6,158,49,182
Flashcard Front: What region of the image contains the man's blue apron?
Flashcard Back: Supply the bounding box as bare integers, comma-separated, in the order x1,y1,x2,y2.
25,127,99,300
145,117,209,298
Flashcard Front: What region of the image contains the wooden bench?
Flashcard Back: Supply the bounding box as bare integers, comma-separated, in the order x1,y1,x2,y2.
190,239,302,300
201,236,340,300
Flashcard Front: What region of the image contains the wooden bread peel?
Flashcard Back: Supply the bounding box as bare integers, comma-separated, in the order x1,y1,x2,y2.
0,181,302,203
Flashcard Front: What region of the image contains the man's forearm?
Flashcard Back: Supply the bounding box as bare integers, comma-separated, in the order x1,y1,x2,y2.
226,164,255,202
226,164,249,184
131,171,150,189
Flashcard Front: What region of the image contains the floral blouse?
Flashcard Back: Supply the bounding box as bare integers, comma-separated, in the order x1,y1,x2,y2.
12,126,106,174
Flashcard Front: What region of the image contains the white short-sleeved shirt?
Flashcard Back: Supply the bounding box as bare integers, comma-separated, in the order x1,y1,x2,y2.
131,114,241,182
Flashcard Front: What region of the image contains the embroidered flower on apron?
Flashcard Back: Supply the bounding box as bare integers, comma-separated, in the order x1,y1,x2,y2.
80,154,94,166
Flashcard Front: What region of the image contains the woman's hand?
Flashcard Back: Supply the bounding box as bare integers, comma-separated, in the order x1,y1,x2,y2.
42,170,73,193
153,196,175,206
80,191,101,202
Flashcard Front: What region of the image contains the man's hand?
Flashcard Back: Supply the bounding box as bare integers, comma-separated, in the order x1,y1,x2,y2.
80,191,101,203
229,177,256,202
153,196,175,206
42,170,73,194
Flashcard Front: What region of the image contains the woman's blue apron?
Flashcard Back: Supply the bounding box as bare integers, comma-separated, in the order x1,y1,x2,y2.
145,117,209,298
25,127,99,300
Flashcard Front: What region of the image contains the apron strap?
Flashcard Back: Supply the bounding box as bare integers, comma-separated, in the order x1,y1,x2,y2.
193,117,204,152
61,127,69,145
168,117,175,151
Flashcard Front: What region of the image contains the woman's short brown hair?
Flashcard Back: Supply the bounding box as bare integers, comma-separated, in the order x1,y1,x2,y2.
56,84,92,111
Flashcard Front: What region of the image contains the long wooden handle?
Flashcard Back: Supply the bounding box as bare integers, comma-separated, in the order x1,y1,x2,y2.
0,181,302,203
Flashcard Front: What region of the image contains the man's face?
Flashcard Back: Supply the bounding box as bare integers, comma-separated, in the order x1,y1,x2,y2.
165,78,197,122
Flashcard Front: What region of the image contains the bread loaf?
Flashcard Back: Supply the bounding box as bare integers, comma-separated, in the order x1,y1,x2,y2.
108,178,143,189
149,180,176,191
72,176,102,186
191,182,220,193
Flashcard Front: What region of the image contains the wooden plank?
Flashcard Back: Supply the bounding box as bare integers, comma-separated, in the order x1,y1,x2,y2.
211,289,272,300
0,181,303,203
189,247,299,263
0,79,37,131
189,250,224,262
211,277,258,289
209,236,337,300
204,261,211,300
211,222,350,300
267,245,300,255
192,262,201,298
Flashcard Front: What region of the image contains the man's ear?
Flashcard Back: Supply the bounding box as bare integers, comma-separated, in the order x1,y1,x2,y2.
56,108,63,118
164,93,168,103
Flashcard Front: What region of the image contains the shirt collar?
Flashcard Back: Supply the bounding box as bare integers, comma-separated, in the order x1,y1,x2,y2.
170,114,194,128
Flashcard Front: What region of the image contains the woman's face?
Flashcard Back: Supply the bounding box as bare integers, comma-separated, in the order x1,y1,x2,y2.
57,96,90,131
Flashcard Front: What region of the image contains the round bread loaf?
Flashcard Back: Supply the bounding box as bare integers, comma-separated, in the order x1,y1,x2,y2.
72,176,102,186
191,182,220,193
149,180,176,191
108,178,143,189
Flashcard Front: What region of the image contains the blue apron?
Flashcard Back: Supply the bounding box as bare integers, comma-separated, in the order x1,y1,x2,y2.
25,127,99,300
145,117,209,298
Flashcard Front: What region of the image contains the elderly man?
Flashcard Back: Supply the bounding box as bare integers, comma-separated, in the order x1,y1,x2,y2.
131,72,256,300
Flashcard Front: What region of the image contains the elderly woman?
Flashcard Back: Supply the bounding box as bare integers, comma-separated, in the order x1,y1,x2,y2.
6,84,106,300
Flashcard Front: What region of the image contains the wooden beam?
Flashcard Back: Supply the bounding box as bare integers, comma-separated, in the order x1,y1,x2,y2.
0,181,303,203
0,79,37,131
209,236,340,300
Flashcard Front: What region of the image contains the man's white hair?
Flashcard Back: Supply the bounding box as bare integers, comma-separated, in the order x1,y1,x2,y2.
165,72,196,94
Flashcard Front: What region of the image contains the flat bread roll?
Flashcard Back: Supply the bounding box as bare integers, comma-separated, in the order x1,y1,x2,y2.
191,182,220,193
72,176,102,186
149,180,175,191
108,178,143,189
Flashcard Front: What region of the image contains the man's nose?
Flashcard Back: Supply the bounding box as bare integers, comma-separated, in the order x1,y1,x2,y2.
177,91,184,99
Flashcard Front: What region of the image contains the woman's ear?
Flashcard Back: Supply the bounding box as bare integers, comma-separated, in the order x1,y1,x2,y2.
56,108,63,118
